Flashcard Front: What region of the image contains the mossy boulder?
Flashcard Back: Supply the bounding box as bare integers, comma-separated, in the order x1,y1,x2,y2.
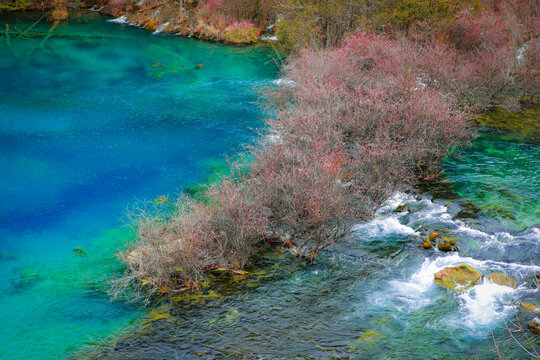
487,273,516,289
422,241,432,249
434,265,481,291
428,232,440,241
527,318,540,335
438,242,452,252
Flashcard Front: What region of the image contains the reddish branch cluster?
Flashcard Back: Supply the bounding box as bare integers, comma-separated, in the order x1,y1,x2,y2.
112,1,538,301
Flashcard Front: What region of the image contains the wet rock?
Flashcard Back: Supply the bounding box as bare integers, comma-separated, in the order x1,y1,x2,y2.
527,318,540,335
428,232,440,241
438,242,452,252
396,205,406,212
487,273,517,289
434,265,481,291
422,241,432,250
72,247,87,257
520,302,539,313
448,238,457,246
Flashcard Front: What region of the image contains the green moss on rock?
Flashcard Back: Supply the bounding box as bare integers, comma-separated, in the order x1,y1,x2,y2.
434,265,481,291
487,272,516,289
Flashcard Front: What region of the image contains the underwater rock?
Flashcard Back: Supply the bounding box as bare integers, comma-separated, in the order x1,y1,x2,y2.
520,302,539,313
396,205,406,212
527,318,540,335
448,238,457,246
72,247,87,257
487,273,517,289
438,242,452,252
50,7,69,21
11,269,41,293
434,265,481,291
428,232,440,241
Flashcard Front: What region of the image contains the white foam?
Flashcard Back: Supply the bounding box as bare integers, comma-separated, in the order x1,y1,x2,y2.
108,15,128,24
153,22,170,34
375,192,414,215
456,224,494,239
260,35,278,42
352,216,417,237
383,254,538,312
457,282,515,331
406,199,453,226
272,79,295,87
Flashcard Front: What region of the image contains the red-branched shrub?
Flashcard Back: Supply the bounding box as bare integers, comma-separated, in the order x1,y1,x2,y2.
113,32,474,302
111,178,268,302
404,0,538,109
255,32,470,256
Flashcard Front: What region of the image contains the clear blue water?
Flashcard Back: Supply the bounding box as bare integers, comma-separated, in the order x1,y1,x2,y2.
0,13,277,360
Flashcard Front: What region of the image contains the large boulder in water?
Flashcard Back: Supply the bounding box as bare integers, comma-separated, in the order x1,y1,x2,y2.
487,272,517,289
434,265,481,291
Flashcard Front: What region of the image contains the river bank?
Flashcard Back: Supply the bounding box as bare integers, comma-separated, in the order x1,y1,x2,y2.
2,0,277,44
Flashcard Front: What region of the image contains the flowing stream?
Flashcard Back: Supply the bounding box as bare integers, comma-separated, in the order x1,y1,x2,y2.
91,129,539,360
1,12,539,360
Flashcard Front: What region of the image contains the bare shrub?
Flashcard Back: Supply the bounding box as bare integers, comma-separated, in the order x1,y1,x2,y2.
112,31,473,302
223,20,259,43
254,32,471,256
110,179,268,303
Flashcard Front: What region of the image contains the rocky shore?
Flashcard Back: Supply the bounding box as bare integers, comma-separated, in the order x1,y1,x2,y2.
24,0,275,44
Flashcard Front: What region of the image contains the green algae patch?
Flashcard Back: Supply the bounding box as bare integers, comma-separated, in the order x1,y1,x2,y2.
479,106,540,140
172,289,222,304
147,313,170,320
358,330,382,341
434,265,481,291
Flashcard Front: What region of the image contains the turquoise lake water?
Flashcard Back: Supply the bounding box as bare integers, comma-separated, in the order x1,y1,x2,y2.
1,12,539,360
0,13,277,359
